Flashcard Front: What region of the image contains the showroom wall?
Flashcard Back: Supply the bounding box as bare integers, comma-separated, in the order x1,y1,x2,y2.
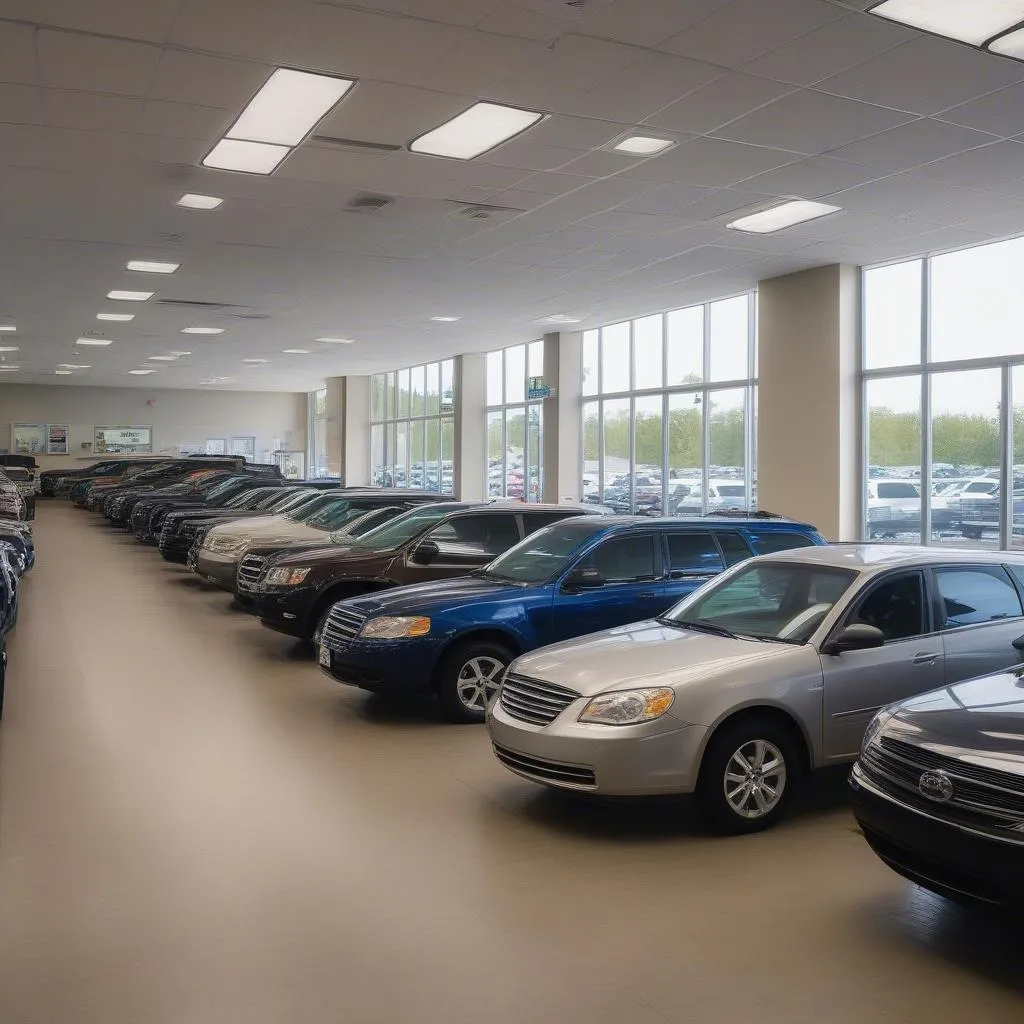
0,384,307,468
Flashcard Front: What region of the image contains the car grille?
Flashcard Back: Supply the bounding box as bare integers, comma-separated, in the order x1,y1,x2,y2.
236,555,267,593
130,507,150,533
492,744,596,788
321,606,366,651
498,673,580,726
861,736,1024,835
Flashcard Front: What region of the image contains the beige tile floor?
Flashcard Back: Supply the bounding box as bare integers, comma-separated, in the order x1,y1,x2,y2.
1,504,1023,1023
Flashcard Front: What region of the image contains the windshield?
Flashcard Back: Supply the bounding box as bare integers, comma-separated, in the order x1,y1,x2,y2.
350,504,461,552
303,499,381,531
483,520,608,583
716,484,745,497
287,492,340,523
661,561,859,644
269,490,319,514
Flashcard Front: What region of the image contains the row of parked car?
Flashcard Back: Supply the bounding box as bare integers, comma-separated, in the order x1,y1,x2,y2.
49,458,1024,911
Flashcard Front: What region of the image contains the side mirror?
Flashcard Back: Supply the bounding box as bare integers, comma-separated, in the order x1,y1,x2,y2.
411,540,440,566
563,567,606,591
823,623,885,656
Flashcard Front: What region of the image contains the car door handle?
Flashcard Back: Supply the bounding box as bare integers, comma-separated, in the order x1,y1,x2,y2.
637,592,656,600
912,652,940,665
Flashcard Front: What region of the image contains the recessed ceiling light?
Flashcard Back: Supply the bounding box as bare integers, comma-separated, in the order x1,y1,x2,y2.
411,102,545,160
169,350,192,357
541,314,583,324
0,325,15,332
0,346,18,352
55,370,73,375
182,327,225,335
107,290,153,301
431,316,460,323
0,365,20,371
612,135,676,156
97,312,135,322
242,358,269,364
177,193,223,210
317,336,355,344
282,348,311,354
727,199,842,234
129,369,156,375
226,68,356,147
76,337,112,346
869,0,1024,46
58,364,90,369
148,355,177,361
126,259,179,274
203,139,290,175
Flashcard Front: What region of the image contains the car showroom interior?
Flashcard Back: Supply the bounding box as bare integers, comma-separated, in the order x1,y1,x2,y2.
3,1,1024,1021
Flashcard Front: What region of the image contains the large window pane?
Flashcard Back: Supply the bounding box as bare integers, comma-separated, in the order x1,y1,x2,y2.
583,401,600,502
425,363,440,417
487,351,504,406
371,375,385,421
488,411,504,497
582,330,599,397
668,392,703,515
931,237,1024,363
371,424,385,486
633,314,663,391
708,296,748,383
527,405,542,502
933,368,1001,550
385,423,396,487
601,322,630,394
865,376,921,543
385,372,395,420
864,260,921,369
666,306,703,386
505,345,526,404
505,407,526,498
602,398,631,505
441,419,454,494
634,395,663,514
396,368,410,419
1015,367,1024,550
410,364,425,417
425,418,441,492
394,421,409,487
708,388,746,511
409,419,425,488
441,360,455,412
528,339,544,380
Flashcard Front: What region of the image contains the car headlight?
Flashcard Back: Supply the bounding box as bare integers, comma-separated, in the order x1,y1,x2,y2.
205,534,248,554
578,687,675,726
860,706,897,756
358,615,431,640
263,567,312,586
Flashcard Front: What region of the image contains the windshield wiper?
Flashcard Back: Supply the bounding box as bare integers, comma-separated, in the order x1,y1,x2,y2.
659,618,739,639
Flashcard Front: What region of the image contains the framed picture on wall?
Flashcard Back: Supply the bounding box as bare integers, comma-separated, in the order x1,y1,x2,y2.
205,438,227,455
11,423,47,455
46,424,69,455
231,436,256,459
94,425,153,454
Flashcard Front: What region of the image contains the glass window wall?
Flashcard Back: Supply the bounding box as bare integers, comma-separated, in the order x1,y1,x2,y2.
486,341,544,501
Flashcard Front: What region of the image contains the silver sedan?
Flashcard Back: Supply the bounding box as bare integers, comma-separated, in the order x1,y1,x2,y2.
487,545,1024,833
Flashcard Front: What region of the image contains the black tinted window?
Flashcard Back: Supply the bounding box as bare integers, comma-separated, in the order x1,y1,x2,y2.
667,533,724,576
878,483,918,498
936,567,1022,628
853,574,925,641
715,531,752,567
522,511,581,535
748,531,817,556
427,514,521,558
583,535,658,583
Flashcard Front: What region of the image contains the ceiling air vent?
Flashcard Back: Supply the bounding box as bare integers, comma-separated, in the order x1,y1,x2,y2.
312,135,402,153
156,299,236,309
450,202,526,222
348,193,394,213
515,0,614,19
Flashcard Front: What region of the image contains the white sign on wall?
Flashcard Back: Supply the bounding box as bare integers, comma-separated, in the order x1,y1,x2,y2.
94,425,153,453
11,423,47,454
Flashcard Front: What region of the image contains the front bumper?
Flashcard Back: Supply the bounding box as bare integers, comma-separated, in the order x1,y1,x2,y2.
850,764,1024,912
319,636,445,696
247,587,319,637
192,551,241,589
486,700,706,796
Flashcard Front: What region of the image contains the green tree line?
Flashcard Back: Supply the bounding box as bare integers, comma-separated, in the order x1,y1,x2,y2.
869,406,1024,466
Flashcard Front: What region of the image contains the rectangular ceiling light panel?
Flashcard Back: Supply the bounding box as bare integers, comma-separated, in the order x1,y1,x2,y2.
127,260,180,274
989,24,1024,53
108,290,153,301
228,68,355,147
728,200,842,233
97,312,135,321
870,0,1024,45
411,102,545,160
203,139,290,175
76,338,113,346
178,193,223,210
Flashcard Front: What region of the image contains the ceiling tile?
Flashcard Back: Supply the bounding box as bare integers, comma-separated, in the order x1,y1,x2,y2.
148,50,269,110
417,32,542,95
741,11,915,86
645,73,795,134
138,100,231,141
936,84,1024,138
0,23,38,85
659,0,843,68
817,35,1024,116
524,115,624,151
672,188,776,224
331,0,503,27
43,90,142,132
167,0,298,61
0,83,44,125
739,155,889,198
37,31,160,97
634,137,801,187
953,205,1024,239
480,139,583,172
915,141,1024,189
827,119,998,172
580,0,729,46
714,88,914,154
616,182,717,214
556,149,649,178
834,174,1024,223
513,171,596,195
473,4,574,41
0,0,181,43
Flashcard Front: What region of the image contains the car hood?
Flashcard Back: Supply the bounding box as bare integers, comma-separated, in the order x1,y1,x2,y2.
511,621,805,699
271,543,384,569
207,515,324,541
347,576,514,616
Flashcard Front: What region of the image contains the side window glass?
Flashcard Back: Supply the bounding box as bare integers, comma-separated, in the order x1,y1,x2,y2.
581,536,657,583
523,512,578,536
749,531,817,556
667,533,724,576
852,574,925,642
935,567,1022,628
715,531,752,567
426,514,521,559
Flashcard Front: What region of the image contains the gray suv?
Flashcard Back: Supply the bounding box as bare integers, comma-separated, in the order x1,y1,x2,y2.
487,545,1024,833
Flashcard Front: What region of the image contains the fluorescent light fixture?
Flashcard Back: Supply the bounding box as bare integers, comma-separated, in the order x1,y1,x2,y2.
869,0,1024,45
148,355,177,361
107,290,153,301
989,24,1024,54
727,199,842,234
203,139,290,175
242,358,269,364
182,327,224,335
169,350,192,357
177,193,223,210
542,314,582,324
612,135,676,156
0,325,15,332
97,312,135,322
227,68,355,147
55,370,73,375
58,364,90,369
126,259,179,274
129,369,155,375
0,366,20,372
431,316,460,323
317,336,354,344
411,102,545,160
282,348,311,354
0,346,18,352
76,337,112,346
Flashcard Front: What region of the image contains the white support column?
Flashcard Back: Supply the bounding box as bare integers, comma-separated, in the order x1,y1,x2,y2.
541,330,582,504
454,353,486,500
757,264,859,541
325,375,371,486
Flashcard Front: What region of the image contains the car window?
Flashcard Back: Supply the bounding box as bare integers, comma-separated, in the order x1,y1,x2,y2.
522,511,582,535
580,535,658,583
964,481,996,494
715,531,752,567
748,531,818,556
851,573,925,641
935,567,1022,628
425,514,521,558
667,532,724,576
877,483,919,499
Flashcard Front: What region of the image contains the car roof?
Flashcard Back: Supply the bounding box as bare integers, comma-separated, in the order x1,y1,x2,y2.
756,544,1024,570
542,515,815,531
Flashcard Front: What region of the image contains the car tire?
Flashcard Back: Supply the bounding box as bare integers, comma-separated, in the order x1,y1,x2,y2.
696,718,800,834
436,640,513,724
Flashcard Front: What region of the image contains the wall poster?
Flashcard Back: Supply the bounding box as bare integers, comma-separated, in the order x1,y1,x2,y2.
11,423,47,454
231,436,256,459
46,424,69,455
94,425,153,453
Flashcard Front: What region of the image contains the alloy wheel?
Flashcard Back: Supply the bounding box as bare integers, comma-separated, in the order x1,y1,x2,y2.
723,739,787,820
455,656,505,711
